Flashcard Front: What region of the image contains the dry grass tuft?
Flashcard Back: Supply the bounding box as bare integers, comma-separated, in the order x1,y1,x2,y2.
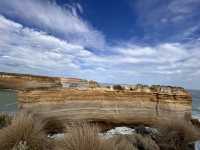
0,113,12,129
12,141,29,150
155,118,200,150
0,112,53,150
57,122,106,150
56,122,159,150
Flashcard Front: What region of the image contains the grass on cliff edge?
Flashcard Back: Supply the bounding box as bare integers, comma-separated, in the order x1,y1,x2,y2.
0,112,200,150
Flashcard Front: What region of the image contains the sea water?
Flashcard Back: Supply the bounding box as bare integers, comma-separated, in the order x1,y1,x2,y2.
0,90,17,112
191,90,200,119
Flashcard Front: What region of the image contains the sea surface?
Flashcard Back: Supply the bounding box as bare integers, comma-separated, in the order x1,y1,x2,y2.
0,90,17,112
0,89,200,119
190,90,200,119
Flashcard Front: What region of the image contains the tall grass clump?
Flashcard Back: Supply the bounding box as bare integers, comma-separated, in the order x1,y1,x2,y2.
155,118,200,150
57,122,106,150
0,112,53,150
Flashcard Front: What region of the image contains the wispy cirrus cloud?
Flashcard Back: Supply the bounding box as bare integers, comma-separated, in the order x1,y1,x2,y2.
0,0,105,49
0,15,92,75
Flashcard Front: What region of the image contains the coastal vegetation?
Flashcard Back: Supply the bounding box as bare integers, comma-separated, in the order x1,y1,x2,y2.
0,112,200,150
0,112,53,150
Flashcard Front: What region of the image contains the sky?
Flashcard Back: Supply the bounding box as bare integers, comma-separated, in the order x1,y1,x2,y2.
0,0,200,89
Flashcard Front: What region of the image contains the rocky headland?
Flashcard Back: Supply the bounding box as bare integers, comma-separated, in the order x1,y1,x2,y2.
0,72,192,126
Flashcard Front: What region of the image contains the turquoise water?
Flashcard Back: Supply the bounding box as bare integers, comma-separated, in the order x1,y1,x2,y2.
0,90,17,112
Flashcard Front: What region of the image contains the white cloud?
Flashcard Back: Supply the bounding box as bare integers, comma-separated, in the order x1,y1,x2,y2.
0,7,200,89
0,15,95,74
0,0,105,49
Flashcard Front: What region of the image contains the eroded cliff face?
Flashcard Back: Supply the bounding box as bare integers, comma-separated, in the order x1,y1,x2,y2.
0,72,62,90
17,86,192,126
0,72,192,126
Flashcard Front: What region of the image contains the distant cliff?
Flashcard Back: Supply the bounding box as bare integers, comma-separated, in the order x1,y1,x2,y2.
0,72,99,90
0,72,62,90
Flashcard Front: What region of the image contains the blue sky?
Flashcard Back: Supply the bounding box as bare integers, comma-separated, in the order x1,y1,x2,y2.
0,0,200,89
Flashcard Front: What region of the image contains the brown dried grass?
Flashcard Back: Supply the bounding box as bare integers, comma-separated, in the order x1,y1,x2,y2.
155,118,200,150
57,122,106,150
56,122,160,150
0,112,53,150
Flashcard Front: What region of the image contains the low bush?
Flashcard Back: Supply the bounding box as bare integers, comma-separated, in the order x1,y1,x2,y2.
113,85,124,90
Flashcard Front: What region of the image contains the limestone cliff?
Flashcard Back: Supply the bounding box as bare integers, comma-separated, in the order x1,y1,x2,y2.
0,72,62,90
0,72,192,126
17,86,192,126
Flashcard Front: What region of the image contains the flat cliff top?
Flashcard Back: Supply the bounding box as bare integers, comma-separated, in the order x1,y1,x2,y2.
0,72,60,80
0,72,191,96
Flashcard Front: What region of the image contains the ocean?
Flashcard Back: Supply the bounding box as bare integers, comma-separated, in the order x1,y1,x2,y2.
0,89,200,119
0,90,17,112
190,90,200,119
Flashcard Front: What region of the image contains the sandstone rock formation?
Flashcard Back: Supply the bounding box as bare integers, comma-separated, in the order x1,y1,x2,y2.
17,86,192,126
0,72,192,126
0,72,62,90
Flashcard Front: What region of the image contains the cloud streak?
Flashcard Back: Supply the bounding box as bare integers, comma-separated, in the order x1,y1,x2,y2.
0,0,105,49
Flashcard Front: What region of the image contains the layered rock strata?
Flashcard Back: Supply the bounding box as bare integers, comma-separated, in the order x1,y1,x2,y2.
0,72,61,90
17,87,192,126
0,72,192,126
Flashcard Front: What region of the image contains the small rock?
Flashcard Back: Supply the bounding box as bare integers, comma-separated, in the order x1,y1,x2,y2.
195,141,200,150
135,126,158,135
48,133,65,139
99,127,135,139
